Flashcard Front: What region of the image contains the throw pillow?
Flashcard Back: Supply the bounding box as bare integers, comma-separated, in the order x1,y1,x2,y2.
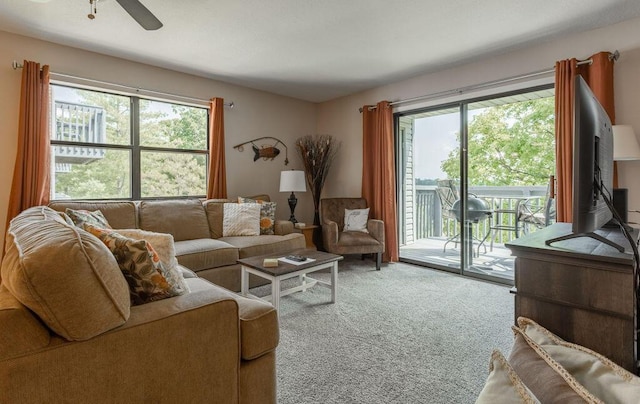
507,326,600,403
518,317,640,404
84,225,184,305
115,229,190,297
344,208,369,232
223,203,261,236
476,350,540,404
238,196,276,235
66,208,112,229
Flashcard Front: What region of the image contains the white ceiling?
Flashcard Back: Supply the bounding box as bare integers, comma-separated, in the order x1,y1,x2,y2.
2,0,640,103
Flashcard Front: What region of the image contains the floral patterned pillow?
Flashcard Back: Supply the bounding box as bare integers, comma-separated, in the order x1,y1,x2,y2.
66,208,112,229
238,197,276,235
84,225,184,305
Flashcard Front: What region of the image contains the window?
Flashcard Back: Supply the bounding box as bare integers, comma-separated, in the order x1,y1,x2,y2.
50,85,209,200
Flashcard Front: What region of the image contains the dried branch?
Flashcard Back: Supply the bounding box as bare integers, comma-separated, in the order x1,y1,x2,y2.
295,134,340,213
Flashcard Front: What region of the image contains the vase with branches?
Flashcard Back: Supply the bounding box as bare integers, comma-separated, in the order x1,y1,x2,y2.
295,134,340,248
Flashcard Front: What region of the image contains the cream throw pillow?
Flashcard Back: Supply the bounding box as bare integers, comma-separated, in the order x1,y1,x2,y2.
223,203,261,236
344,208,369,232
518,317,640,404
476,350,540,404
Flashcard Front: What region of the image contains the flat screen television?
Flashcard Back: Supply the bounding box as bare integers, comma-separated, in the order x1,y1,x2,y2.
546,75,623,252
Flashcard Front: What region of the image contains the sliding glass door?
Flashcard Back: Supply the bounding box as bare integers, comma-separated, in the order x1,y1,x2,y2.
397,86,555,284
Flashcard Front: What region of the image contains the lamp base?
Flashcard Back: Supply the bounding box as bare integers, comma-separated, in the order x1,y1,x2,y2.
288,192,298,223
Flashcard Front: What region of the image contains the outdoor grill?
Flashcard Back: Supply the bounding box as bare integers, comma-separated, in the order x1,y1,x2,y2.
450,195,492,223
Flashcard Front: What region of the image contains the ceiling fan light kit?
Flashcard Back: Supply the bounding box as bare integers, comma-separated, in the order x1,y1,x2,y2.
86,0,163,31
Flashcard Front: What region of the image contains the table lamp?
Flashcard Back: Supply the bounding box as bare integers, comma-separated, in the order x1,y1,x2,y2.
613,125,640,161
613,125,640,188
279,170,307,223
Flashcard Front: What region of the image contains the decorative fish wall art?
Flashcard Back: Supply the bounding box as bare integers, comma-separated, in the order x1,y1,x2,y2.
233,137,289,165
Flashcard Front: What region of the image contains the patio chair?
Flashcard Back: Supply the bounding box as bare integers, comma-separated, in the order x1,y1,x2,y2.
435,180,460,252
320,197,385,270
519,196,556,234
518,175,556,235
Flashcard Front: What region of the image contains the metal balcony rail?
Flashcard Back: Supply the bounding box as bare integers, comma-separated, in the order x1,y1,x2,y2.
414,185,548,245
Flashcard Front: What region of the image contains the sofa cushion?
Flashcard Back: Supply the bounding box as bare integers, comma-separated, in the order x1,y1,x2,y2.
1,206,130,341
518,317,640,404
139,199,210,241
84,225,188,305
476,350,540,404
203,200,226,239
174,238,239,271
49,201,137,229
0,285,50,361
222,234,305,258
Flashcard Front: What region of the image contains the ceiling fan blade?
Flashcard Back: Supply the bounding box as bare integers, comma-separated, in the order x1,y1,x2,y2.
115,0,163,30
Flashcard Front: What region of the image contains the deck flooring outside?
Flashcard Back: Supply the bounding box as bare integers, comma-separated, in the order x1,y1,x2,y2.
399,237,515,282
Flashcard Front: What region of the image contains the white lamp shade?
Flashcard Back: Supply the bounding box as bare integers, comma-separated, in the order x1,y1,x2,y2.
613,125,640,161
279,170,307,192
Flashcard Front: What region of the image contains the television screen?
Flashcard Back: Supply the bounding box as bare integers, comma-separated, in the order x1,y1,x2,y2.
546,75,622,251
572,74,614,233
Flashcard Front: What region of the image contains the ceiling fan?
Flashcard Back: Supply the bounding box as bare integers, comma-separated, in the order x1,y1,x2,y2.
88,0,163,30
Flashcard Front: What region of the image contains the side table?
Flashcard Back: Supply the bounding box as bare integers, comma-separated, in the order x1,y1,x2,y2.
296,224,318,249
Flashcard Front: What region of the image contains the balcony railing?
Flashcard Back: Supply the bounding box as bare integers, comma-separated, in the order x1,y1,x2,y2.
53,101,106,167
414,185,548,245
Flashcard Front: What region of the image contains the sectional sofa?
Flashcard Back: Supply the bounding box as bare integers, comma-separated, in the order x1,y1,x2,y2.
48,195,306,291
0,204,284,403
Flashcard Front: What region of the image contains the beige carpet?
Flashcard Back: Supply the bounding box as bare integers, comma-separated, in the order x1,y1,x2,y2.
250,256,515,403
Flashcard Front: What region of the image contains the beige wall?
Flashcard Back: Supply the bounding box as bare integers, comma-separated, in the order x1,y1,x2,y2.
317,16,640,221
0,31,317,248
3,17,640,249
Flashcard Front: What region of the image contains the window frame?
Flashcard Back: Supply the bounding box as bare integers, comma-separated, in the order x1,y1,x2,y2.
50,84,210,201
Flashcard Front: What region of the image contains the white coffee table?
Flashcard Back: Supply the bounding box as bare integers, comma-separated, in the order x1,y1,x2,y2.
238,250,343,314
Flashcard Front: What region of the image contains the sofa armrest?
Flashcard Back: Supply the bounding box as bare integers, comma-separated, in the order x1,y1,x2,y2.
0,278,243,403
367,219,385,246
322,220,339,250
274,219,294,235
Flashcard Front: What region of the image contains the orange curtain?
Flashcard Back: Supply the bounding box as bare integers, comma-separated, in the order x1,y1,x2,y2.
554,52,615,222
207,97,227,199
6,60,51,226
362,101,399,262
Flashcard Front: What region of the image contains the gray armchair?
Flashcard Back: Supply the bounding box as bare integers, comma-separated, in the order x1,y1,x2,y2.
320,197,385,270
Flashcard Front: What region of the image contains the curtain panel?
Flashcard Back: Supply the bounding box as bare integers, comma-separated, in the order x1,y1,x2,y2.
207,97,227,199
6,60,51,228
362,101,399,262
554,52,615,223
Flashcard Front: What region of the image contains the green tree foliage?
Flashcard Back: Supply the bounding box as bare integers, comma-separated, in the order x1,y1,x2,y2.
441,98,555,186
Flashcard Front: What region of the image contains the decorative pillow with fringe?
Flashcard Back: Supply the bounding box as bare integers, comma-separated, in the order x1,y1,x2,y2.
517,317,640,404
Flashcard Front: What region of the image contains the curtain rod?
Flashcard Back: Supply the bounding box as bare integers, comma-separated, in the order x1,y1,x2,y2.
359,50,620,113
11,60,234,108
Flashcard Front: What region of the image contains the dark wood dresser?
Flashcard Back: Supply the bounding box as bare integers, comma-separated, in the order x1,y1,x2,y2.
506,223,638,373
